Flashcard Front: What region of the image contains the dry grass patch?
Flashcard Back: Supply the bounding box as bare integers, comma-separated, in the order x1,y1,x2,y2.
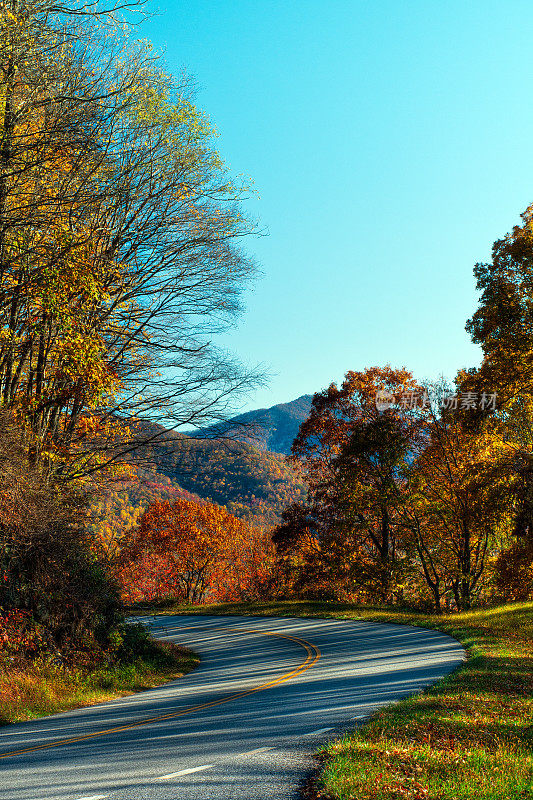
0,633,198,724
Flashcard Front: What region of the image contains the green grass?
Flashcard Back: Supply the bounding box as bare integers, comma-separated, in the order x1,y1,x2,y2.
0,626,199,725
133,599,533,800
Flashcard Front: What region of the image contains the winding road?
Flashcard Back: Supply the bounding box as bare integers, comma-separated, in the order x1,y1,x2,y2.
0,614,465,800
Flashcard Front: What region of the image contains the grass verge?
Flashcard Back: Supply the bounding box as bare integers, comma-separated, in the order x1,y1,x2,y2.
0,623,198,725
132,598,533,800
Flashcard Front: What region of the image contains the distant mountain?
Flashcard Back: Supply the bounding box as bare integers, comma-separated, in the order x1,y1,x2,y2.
194,394,313,455
93,396,312,536
127,418,307,527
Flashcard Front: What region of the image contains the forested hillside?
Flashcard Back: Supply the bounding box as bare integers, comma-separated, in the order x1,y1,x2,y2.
129,424,307,525
89,407,309,566
89,471,204,563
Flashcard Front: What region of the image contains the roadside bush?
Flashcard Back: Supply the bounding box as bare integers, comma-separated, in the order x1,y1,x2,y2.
0,413,123,660
0,609,48,661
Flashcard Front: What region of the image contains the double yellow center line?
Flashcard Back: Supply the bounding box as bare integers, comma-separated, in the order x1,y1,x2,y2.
0,627,321,760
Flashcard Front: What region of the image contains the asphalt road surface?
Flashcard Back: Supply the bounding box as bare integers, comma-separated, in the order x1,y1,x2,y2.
0,614,465,800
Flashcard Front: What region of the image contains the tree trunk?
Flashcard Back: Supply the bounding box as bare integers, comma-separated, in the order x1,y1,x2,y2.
459,521,472,610
380,506,391,603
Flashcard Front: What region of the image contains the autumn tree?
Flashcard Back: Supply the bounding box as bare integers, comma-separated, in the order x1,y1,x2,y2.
461,205,533,597
465,204,533,408
119,497,273,604
401,401,512,611
0,0,260,482
332,407,422,603
285,367,424,601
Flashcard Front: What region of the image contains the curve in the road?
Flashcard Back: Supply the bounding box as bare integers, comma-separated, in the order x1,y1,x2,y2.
0,628,320,761
0,615,465,800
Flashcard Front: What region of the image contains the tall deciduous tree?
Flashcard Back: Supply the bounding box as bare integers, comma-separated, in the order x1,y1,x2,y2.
403,404,512,611
119,497,273,604
332,408,421,603
0,0,260,481
287,366,423,602
465,204,533,407
463,206,533,593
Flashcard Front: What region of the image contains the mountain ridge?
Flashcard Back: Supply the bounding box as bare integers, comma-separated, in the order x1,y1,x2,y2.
93,395,313,539
194,393,313,455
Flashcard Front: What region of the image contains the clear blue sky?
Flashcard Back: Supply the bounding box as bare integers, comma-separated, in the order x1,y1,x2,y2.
137,0,533,413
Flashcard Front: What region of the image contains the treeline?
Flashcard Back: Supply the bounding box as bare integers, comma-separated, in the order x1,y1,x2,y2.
117,496,275,605
89,461,283,605
274,208,533,612
121,202,533,612
0,0,259,659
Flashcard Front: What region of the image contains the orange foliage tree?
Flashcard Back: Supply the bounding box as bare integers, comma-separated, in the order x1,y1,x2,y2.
283,366,424,602
402,408,513,611
119,497,274,604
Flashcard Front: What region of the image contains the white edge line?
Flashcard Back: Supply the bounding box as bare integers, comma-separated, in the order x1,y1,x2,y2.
239,746,273,756
76,796,109,800
303,727,333,735
157,764,214,779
